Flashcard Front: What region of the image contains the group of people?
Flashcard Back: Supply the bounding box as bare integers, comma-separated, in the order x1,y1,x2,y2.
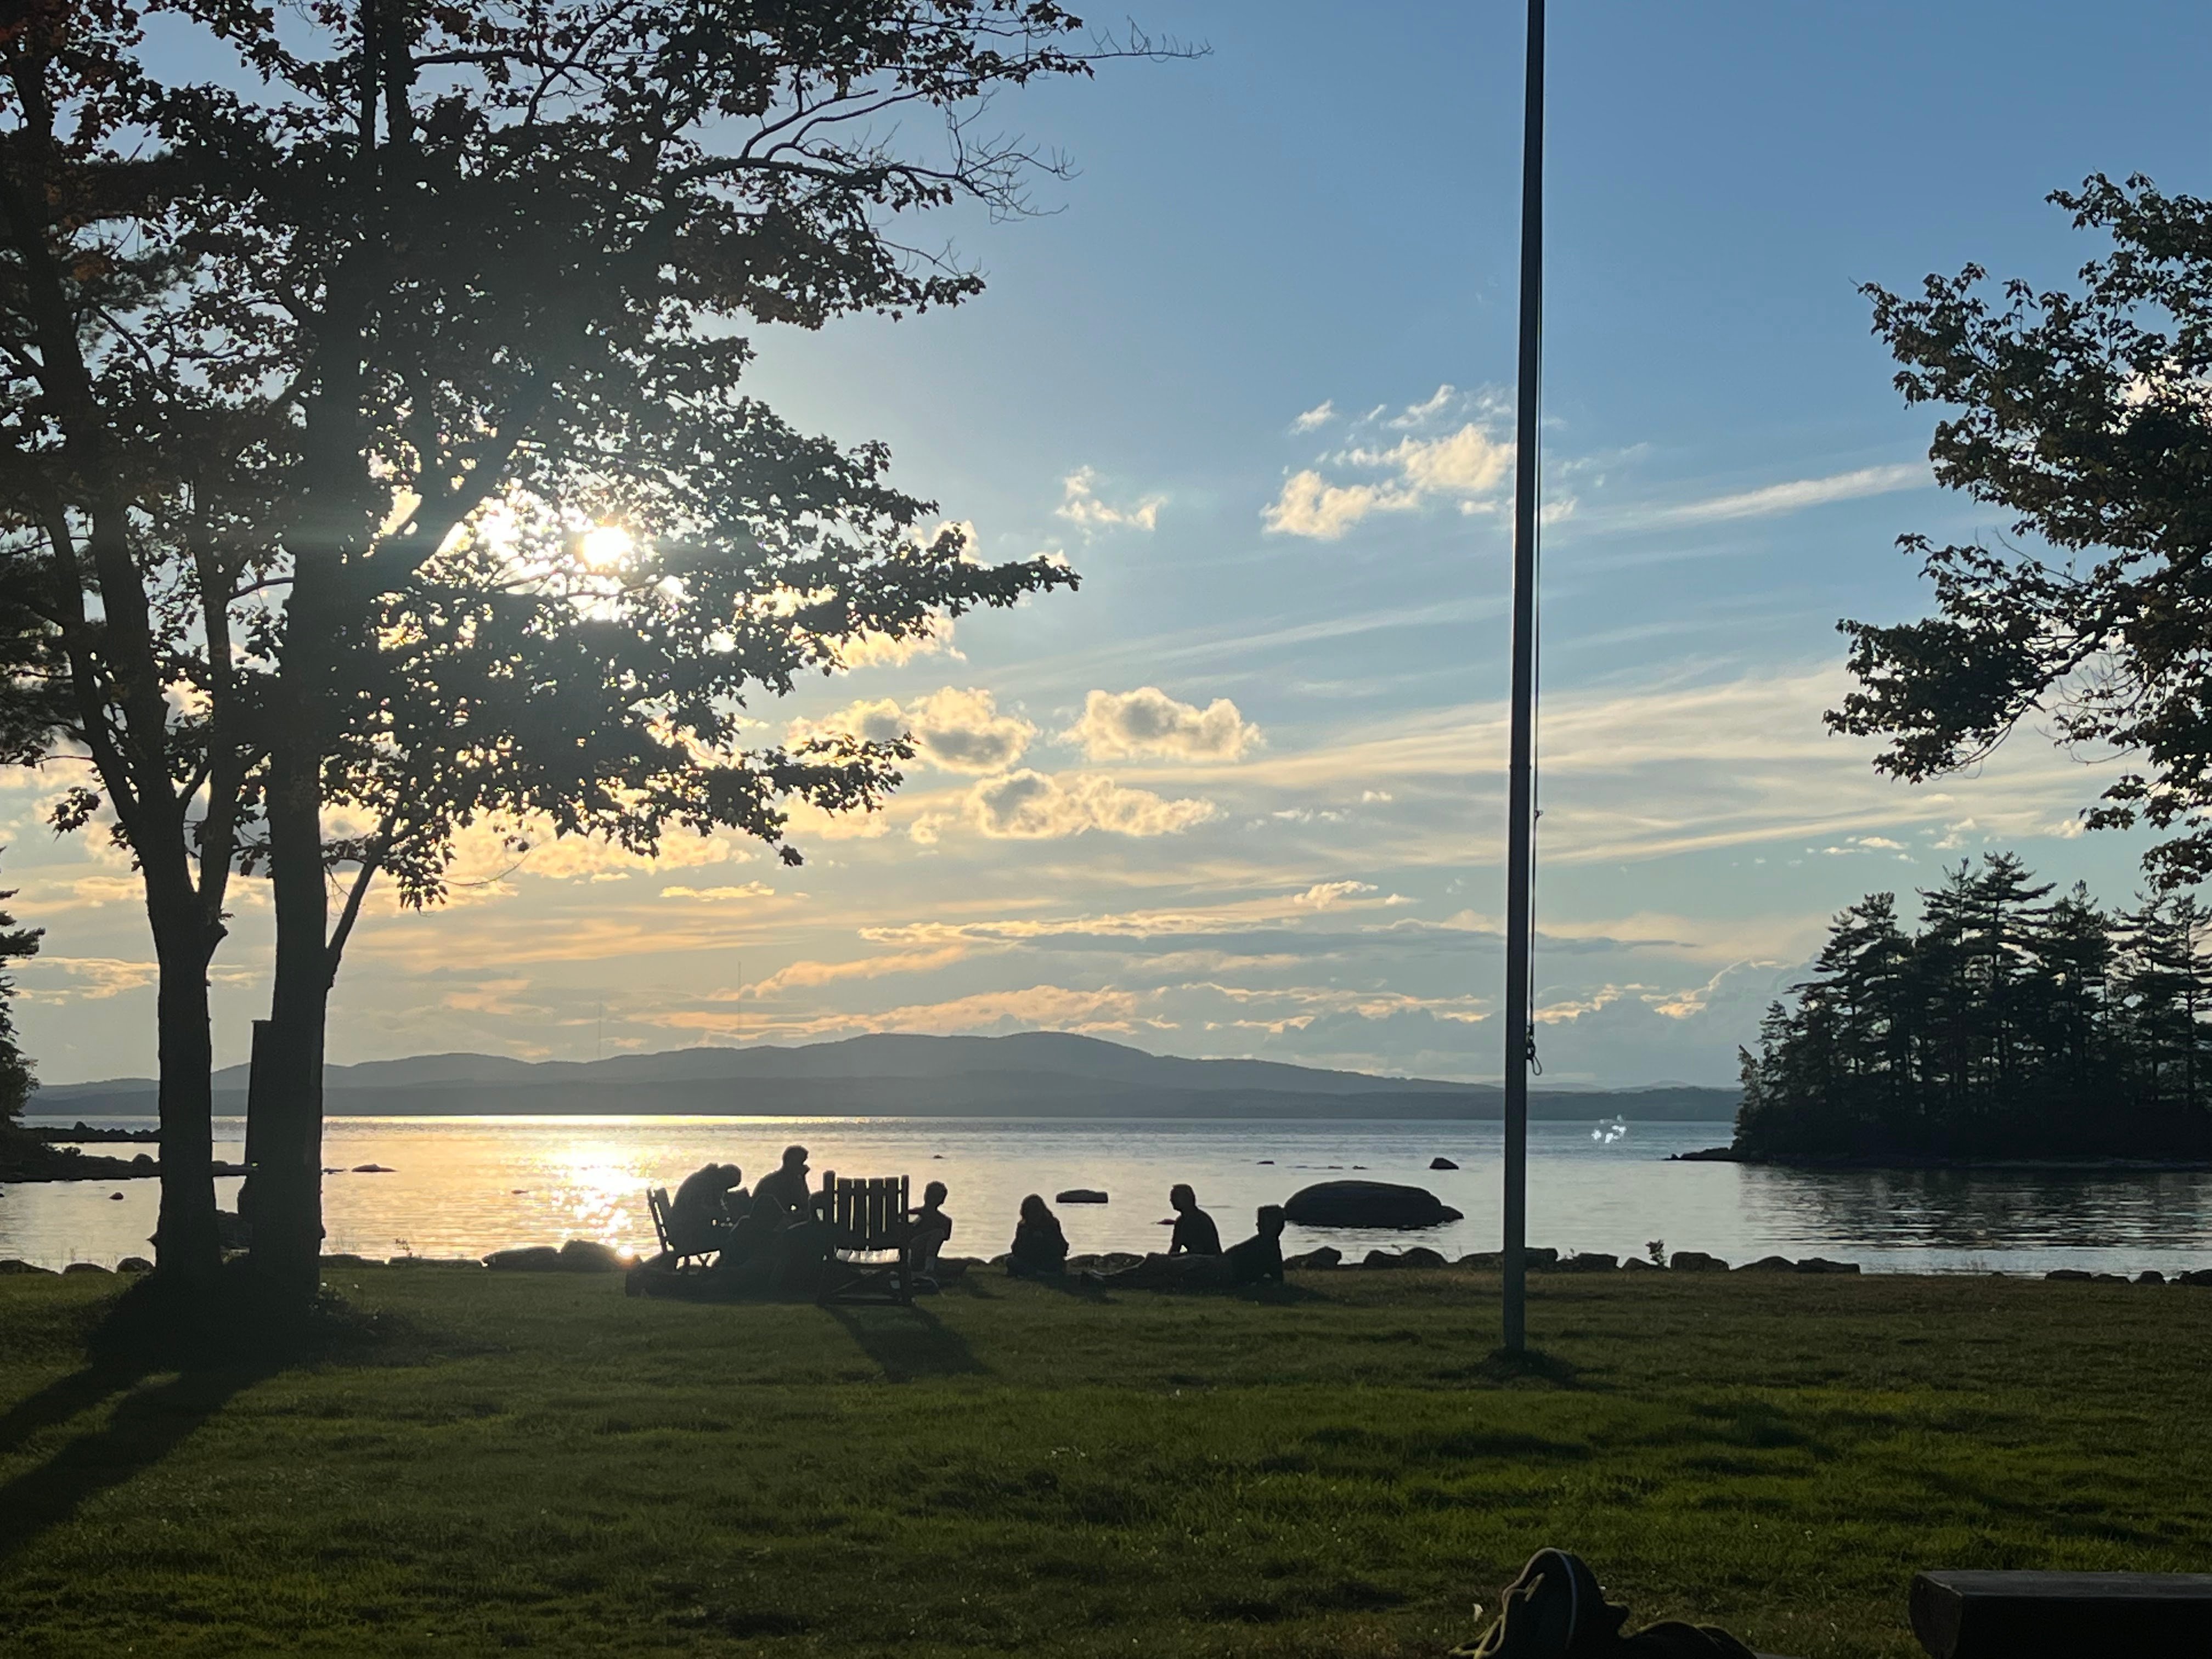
661,1144,956,1289
661,1152,1278,1295
1009,1183,1285,1289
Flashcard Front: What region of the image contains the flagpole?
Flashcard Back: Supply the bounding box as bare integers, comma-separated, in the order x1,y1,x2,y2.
1502,0,1545,1356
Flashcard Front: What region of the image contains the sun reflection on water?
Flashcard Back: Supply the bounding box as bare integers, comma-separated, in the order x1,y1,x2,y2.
542,1143,654,1254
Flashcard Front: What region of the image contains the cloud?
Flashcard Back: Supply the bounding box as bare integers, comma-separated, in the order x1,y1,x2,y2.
1292,880,1376,909
1388,384,1458,427
1650,463,1926,526
835,613,962,670
1056,467,1163,533
1060,687,1260,763
22,957,160,1001
660,882,776,901
792,686,1036,774
1263,417,1514,539
745,944,972,995
964,770,1217,839
1291,400,1335,432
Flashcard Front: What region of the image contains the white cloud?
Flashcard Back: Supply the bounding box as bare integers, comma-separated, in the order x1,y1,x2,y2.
792,687,1036,774
1060,687,1260,763
1292,880,1376,909
1262,417,1514,539
1388,383,1457,427
1056,467,1163,533
1652,463,1926,526
835,613,962,670
660,882,776,901
1291,400,1336,432
965,770,1217,839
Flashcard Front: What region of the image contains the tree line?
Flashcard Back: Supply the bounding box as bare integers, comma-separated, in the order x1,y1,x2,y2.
1737,854,2212,1159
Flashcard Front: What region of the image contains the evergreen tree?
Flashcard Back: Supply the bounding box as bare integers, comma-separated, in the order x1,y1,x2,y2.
0,861,41,1130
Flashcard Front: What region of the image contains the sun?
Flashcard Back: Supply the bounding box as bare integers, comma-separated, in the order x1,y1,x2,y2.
579,523,634,569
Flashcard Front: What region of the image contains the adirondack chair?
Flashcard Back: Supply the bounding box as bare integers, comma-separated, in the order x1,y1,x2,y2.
816,1171,915,1305
646,1187,718,1273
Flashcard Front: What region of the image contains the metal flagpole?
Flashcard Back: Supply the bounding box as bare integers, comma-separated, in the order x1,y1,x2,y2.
1501,0,1545,1356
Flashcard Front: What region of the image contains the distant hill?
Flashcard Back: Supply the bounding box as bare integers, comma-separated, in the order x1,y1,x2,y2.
37,1030,1741,1120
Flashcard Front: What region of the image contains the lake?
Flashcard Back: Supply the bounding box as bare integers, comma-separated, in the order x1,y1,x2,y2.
10,1114,2212,1276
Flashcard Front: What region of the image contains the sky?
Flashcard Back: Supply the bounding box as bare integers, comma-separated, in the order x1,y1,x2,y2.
9,1,2212,1087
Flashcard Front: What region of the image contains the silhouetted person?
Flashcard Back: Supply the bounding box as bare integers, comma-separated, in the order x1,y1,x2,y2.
910,1179,953,1283
1224,1205,1286,1285
1166,1183,1221,1256
751,1144,812,1220
1007,1193,1068,1278
667,1162,744,1253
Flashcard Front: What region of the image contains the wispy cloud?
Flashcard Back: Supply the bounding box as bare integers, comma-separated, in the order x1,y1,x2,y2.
1057,467,1163,533
1647,462,1927,526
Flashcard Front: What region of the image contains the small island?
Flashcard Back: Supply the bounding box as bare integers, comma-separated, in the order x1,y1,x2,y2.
1703,854,2212,1166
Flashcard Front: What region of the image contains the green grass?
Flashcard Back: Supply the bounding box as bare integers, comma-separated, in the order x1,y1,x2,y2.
3,1266,2210,1658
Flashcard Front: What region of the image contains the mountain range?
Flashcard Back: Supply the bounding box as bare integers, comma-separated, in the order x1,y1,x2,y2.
38,1031,1741,1120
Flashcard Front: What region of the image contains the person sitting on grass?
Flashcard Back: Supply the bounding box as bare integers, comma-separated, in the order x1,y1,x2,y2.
910,1180,953,1286
1224,1205,1286,1285
1166,1182,1222,1257
1007,1193,1069,1278
667,1162,744,1255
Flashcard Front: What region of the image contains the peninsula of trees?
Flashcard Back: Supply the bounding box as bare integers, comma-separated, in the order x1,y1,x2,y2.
1736,854,2212,1161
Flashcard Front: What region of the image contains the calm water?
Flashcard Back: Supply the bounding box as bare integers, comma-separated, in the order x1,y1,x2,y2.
10,1115,2212,1276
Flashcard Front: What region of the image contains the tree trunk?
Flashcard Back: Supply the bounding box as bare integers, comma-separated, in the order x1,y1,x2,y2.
247,745,331,1302
151,932,223,1286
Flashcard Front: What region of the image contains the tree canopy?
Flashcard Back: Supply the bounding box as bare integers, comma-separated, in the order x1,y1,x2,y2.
1,0,1168,1291
1832,176,2212,888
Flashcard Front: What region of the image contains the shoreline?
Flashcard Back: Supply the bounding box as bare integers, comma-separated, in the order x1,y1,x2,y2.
1673,1145,2212,1171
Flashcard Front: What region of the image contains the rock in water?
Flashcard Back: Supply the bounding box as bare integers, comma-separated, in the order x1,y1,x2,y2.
1284,1246,1342,1270
1281,1180,1463,1229
1055,1188,1109,1204
557,1239,629,1273
1430,1156,1459,1170
484,1245,565,1272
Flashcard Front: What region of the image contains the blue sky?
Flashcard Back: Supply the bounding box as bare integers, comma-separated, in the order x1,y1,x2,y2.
10,1,2212,1085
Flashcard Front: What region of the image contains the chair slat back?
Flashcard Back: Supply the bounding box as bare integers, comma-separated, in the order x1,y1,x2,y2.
647,1187,675,1254
827,1174,909,1252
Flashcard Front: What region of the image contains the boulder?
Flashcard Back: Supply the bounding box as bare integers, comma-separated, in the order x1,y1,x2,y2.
1621,1256,1657,1271
116,1256,153,1274
1735,1255,1797,1273
320,1252,380,1268
107,1190,125,1200
2179,1268,2212,1287
484,1245,564,1272
62,1261,111,1275
2136,1269,2168,1285
1055,1189,1109,1205
1284,1246,1342,1270
1363,1245,1447,1269
1668,1250,1729,1272
1284,1180,1462,1229
1458,1251,1503,1270
1429,1156,1459,1170
1526,1246,1560,1269
1795,1257,1862,1275
351,1164,396,1173
2046,1268,2094,1282
558,1239,632,1273
0,1259,57,1275
1556,1252,1618,1273
2094,1272,2128,1283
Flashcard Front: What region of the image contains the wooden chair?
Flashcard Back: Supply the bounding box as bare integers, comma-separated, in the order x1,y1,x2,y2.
647,1187,718,1273
816,1171,915,1305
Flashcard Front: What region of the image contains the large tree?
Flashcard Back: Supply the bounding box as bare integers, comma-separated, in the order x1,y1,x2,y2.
3,1,1171,1299
1832,174,2212,889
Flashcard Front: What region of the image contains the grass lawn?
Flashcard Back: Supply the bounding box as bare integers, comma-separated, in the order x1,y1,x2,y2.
3,1265,2210,1658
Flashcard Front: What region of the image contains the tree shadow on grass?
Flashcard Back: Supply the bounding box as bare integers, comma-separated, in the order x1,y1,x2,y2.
824,1304,990,1382
0,1267,448,1565
0,1361,274,1564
